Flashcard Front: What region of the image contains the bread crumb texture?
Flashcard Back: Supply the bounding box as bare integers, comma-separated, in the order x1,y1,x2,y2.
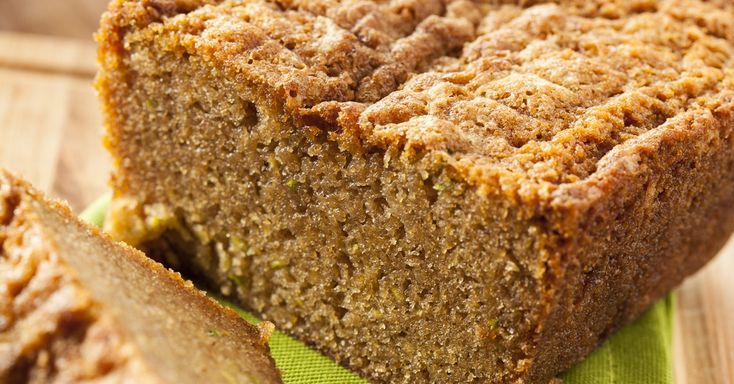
0,173,150,383
96,1,734,383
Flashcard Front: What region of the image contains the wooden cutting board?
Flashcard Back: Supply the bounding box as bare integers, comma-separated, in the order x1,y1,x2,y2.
0,32,107,211
0,31,731,384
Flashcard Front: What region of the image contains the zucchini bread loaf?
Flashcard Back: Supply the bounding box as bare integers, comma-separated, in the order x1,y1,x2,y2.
98,0,734,382
0,168,282,384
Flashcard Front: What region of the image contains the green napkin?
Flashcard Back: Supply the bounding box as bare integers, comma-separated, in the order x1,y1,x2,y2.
81,196,673,384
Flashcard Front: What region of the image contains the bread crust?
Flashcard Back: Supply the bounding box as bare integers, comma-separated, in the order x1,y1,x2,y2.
97,1,734,382
0,169,282,384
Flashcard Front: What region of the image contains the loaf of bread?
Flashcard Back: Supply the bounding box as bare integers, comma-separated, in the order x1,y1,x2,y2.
0,168,282,384
97,0,734,382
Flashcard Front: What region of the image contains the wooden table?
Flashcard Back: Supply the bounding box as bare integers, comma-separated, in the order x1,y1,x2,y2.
0,0,108,40
0,31,732,384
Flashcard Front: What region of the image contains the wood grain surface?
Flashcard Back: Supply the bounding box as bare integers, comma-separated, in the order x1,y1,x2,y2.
0,33,108,211
0,31,732,384
0,0,108,40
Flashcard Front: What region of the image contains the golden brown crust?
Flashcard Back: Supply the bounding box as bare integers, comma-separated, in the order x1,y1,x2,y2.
96,1,734,383
0,169,282,384
529,97,734,381
99,0,734,205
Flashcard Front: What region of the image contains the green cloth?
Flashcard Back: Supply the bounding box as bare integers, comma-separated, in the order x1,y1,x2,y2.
81,196,673,384
561,296,674,384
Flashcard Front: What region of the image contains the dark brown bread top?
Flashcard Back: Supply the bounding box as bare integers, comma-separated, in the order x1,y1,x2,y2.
99,0,734,203
0,168,282,384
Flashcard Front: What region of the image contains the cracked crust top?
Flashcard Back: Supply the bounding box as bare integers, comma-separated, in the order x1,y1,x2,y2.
99,0,734,203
